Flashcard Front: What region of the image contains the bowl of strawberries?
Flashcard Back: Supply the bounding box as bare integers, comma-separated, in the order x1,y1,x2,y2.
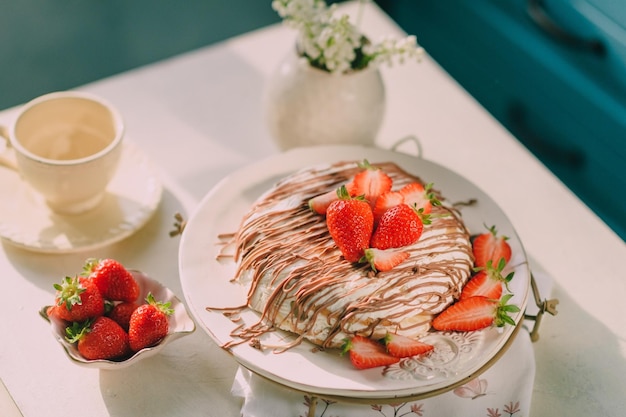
41,258,195,369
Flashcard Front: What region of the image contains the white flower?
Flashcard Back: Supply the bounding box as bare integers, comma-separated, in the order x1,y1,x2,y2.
366,35,425,67
273,0,423,73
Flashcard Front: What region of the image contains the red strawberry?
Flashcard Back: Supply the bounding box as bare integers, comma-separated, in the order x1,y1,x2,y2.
432,294,520,332
326,186,374,263
370,204,428,250
108,301,139,332
363,247,410,272
372,190,404,222
341,335,399,370
128,292,174,352
461,258,514,300
83,258,140,302
46,304,72,323
399,182,441,214
472,225,512,268
308,187,341,215
347,160,392,208
65,316,130,360
46,304,63,321
53,276,105,322
383,333,434,358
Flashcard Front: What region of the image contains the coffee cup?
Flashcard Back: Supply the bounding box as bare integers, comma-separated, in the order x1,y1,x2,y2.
0,91,124,215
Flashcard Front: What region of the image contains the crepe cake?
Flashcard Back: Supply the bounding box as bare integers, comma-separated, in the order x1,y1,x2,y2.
219,160,474,351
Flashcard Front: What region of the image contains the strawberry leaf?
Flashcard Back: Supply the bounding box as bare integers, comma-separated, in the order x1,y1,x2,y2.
494,294,520,327
65,319,92,343
424,183,442,207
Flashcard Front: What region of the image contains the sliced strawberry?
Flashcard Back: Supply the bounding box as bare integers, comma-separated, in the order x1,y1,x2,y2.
432,294,520,332
472,225,512,268
309,186,343,215
341,335,399,370
399,182,440,214
383,333,434,358
326,186,374,263
461,258,514,300
370,204,427,250
363,248,410,272
372,191,404,222
347,160,392,208
461,272,500,300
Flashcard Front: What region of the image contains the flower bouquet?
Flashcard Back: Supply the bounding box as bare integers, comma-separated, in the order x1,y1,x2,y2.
272,0,424,73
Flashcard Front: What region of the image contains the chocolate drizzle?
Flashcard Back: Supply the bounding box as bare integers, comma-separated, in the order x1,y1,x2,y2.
215,161,474,351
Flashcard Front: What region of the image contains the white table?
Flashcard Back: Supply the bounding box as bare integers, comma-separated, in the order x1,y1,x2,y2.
1,2,624,416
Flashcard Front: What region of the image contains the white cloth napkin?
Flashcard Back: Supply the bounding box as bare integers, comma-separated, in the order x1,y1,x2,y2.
232,270,552,417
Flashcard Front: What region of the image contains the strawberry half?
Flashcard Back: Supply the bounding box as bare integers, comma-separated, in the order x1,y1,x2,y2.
326,186,374,263
432,294,520,332
383,333,434,358
347,160,392,208
308,187,342,215
372,190,404,222
472,225,512,268
398,182,441,214
370,204,428,250
342,335,399,370
363,247,410,272
461,258,514,300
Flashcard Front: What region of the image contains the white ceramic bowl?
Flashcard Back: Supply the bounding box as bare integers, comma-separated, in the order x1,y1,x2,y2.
41,270,195,369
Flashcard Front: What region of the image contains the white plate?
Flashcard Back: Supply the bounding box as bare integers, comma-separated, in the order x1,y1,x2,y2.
41,270,196,370
178,145,530,400
0,142,162,253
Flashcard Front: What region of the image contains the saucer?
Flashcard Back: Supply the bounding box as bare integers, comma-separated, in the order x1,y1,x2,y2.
0,142,162,253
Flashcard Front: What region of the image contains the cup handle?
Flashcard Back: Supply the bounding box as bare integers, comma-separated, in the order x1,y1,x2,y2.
0,125,18,171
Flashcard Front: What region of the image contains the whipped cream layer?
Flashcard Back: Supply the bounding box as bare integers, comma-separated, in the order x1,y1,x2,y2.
230,161,473,349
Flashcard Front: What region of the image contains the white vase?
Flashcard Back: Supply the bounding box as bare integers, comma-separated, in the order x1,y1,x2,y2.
264,50,386,150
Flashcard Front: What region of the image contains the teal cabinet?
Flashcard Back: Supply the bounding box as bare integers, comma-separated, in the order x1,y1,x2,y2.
378,0,626,240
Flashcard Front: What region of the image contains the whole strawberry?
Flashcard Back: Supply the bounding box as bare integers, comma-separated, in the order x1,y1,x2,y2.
83,258,140,302
52,276,104,322
326,185,374,263
128,293,173,352
370,204,427,250
65,316,130,360
107,301,139,332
